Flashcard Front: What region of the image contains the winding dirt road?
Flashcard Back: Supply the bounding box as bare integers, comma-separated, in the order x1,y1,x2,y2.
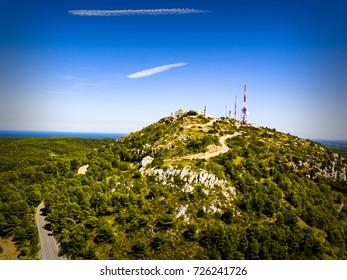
170,132,241,161
35,202,66,260
78,164,89,174
338,201,344,213
183,118,217,130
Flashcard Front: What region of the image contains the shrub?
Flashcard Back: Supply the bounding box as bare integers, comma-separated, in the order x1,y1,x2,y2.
186,110,198,116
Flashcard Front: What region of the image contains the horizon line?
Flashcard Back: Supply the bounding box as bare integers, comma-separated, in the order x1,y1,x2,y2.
0,130,346,142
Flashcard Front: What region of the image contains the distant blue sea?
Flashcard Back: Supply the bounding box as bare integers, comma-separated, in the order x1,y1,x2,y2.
0,130,127,138
313,139,347,144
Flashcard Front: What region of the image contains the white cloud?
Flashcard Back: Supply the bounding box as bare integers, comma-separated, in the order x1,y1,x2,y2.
47,91,72,95
68,8,209,16
127,63,188,79
70,81,110,89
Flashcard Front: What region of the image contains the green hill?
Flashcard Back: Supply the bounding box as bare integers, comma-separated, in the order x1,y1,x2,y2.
1,113,347,259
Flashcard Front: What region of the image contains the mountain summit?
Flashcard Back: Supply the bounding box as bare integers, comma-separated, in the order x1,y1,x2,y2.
43,112,347,259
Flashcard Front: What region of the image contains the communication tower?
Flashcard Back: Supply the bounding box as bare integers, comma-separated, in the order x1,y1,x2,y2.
241,84,248,125
234,95,237,121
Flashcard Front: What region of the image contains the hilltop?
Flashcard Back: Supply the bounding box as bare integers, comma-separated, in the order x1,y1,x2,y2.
1,112,347,259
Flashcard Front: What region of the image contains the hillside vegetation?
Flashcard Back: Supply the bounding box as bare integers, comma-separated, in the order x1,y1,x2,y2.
1,113,347,259
0,137,114,259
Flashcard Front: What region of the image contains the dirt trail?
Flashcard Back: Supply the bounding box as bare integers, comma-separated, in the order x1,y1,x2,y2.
78,164,89,174
170,132,241,161
338,201,344,213
183,118,217,129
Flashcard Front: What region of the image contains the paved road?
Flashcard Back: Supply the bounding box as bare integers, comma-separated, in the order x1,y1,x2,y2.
35,202,66,260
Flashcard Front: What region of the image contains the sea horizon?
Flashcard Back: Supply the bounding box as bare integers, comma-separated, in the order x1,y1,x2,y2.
0,130,346,142
312,139,347,143
0,130,127,138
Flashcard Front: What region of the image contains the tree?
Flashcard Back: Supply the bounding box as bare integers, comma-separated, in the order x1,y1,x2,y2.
130,240,147,259
156,214,174,230
183,224,198,241
221,208,234,225
94,222,115,244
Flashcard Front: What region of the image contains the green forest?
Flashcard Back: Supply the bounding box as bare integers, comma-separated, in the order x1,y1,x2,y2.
1,113,347,260
0,137,114,259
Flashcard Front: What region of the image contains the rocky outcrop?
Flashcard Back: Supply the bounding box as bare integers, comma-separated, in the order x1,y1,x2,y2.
292,152,347,182
139,164,236,199
138,144,163,156
140,156,154,167
139,163,237,219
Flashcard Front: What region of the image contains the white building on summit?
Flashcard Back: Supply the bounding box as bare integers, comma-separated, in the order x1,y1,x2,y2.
171,109,186,118
171,108,213,118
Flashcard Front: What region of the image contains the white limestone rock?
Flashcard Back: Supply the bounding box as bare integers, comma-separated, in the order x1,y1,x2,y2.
182,183,194,193
176,205,188,218
141,156,154,167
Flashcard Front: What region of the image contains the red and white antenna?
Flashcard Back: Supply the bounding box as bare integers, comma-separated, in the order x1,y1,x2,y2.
241,84,248,125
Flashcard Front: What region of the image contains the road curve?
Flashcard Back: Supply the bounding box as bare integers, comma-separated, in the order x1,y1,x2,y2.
170,132,241,161
338,201,344,213
183,118,217,129
35,202,66,260
78,164,89,175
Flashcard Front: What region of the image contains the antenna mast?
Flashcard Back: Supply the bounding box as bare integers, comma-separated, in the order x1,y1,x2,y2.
241,84,248,125
234,95,237,121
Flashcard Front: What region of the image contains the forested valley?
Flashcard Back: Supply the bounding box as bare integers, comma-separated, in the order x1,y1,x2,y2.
0,137,114,259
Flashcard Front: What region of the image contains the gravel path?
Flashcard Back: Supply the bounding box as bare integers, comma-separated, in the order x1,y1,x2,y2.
78,164,89,174
183,118,217,129
338,201,344,213
171,132,241,161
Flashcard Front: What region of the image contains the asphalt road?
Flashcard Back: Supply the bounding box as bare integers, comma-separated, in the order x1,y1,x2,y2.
35,202,66,260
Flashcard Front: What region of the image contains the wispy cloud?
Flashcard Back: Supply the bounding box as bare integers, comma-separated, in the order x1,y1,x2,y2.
70,81,110,90
48,76,115,95
68,9,209,17
47,91,72,95
63,75,94,81
127,63,188,79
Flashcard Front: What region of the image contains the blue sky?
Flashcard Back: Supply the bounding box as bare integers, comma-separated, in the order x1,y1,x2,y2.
1,0,346,139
